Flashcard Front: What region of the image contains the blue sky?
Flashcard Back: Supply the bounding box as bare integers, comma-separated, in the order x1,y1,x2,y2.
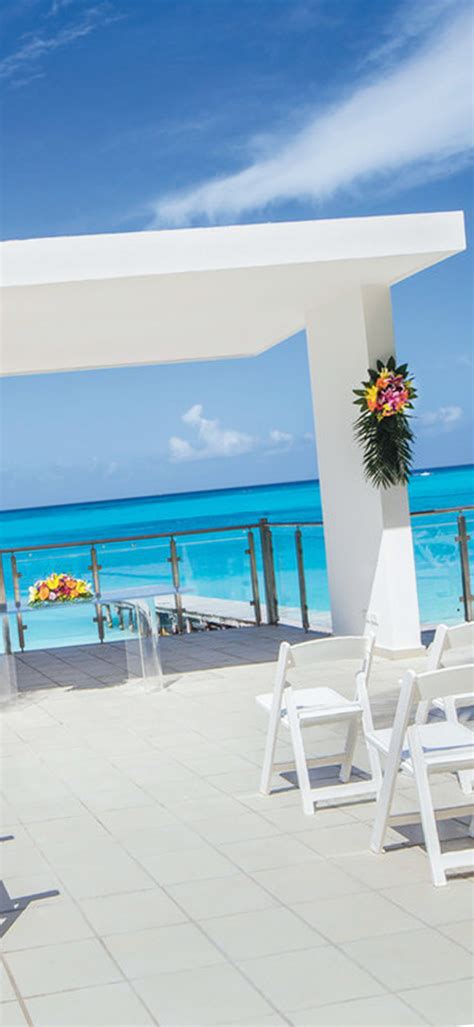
1,0,473,509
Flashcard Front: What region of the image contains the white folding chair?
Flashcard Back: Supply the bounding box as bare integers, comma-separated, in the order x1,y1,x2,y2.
369,665,474,886
256,634,382,815
416,622,474,793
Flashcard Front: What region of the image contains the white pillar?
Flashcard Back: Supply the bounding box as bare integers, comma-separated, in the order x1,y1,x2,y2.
306,284,423,656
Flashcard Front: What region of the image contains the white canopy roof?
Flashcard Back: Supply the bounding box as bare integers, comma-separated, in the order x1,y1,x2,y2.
0,211,465,376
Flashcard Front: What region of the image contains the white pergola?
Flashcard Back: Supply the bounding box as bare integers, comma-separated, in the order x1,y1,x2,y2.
0,211,466,654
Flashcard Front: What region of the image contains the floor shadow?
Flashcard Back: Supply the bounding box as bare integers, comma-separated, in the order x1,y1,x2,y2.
0,879,60,939
281,765,371,788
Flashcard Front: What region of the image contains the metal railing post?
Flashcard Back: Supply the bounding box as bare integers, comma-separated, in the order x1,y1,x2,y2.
10,555,26,651
258,518,279,625
455,514,473,622
295,528,309,632
89,545,104,642
0,554,12,655
168,537,185,633
246,530,262,625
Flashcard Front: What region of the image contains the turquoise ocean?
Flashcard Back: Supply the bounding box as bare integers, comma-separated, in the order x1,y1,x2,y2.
1,464,473,650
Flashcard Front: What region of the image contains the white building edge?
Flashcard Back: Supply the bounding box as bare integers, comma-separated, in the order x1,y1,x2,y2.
0,211,467,655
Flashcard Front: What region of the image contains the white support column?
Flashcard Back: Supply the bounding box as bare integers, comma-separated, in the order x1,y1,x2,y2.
306,284,423,656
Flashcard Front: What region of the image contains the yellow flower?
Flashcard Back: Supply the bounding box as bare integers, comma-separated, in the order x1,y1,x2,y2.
48,573,60,589
366,385,378,411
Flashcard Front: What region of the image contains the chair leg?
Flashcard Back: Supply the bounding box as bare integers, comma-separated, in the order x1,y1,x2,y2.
443,697,457,723
285,698,314,815
371,674,416,854
339,716,358,783
259,705,281,795
407,727,446,887
365,736,383,795
443,697,473,795
415,700,430,725
370,746,400,854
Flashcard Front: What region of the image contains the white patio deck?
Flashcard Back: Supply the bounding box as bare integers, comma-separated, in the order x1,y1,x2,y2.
1,626,473,1027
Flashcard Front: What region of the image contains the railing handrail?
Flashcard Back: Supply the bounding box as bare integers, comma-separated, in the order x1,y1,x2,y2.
0,505,473,556
410,505,474,517
0,522,264,554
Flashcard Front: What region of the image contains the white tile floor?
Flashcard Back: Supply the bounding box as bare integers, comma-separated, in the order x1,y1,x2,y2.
1,626,473,1027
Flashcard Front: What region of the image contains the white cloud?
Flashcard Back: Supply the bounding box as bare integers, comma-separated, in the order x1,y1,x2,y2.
151,3,473,226
420,405,463,432
169,404,256,463
169,406,298,462
269,429,293,444
269,429,294,450
168,436,196,462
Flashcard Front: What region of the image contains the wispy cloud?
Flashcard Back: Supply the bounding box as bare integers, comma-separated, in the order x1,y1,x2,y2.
455,353,473,369
420,405,464,433
151,3,473,226
268,429,294,453
48,0,78,15
0,2,119,86
169,404,256,463
168,405,297,463
364,0,460,67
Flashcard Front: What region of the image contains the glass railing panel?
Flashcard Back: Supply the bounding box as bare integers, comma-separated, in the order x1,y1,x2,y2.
270,526,300,625
463,511,474,621
175,530,256,625
97,537,172,598
7,544,98,650
299,524,331,632
269,524,330,631
412,514,465,626
12,600,101,652
95,536,174,640
11,545,92,606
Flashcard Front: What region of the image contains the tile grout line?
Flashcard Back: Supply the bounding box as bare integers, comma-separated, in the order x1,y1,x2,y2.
5,726,300,1022
3,823,161,1024
13,799,288,1025
0,952,34,1026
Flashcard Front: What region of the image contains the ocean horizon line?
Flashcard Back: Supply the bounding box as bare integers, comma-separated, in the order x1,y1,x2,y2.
1,461,473,517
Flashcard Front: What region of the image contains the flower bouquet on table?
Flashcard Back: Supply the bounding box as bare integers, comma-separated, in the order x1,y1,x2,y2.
353,356,417,488
28,573,94,606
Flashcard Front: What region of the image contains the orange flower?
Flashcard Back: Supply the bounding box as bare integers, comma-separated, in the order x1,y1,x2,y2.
39,585,50,600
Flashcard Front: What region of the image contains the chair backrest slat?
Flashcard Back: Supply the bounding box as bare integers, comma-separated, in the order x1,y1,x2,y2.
290,635,371,668
269,634,375,723
415,664,474,701
444,622,474,650
428,622,474,670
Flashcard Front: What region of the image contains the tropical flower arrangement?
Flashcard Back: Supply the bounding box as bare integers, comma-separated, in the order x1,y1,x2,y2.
353,357,417,488
28,573,93,606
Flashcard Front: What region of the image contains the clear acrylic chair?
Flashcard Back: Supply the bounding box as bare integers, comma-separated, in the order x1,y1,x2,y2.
369,664,474,886
256,634,381,815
